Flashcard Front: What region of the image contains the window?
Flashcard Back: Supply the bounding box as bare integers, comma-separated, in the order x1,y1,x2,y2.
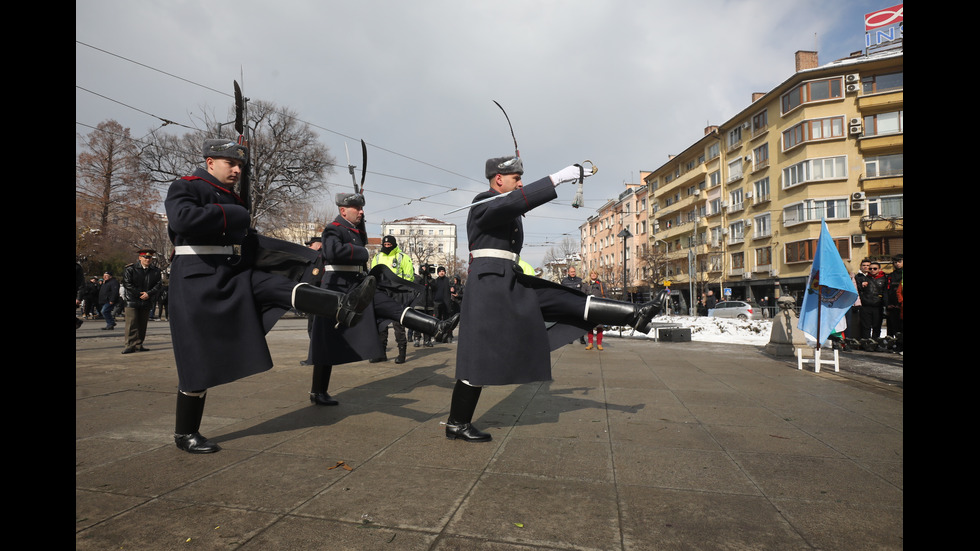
708,198,722,216
868,194,904,218
710,227,722,247
707,142,720,160
782,116,846,150
785,237,851,263
727,126,742,150
862,71,903,94
863,111,903,136
752,109,768,136
755,246,772,269
728,220,745,243
708,170,721,188
729,189,744,212
781,76,844,114
727,158,743,183
865,153,903,178
753,213,771,238
752,143,769,169
782,156,847,189
783,198,849,226
731,251,745,270
753,177,770,203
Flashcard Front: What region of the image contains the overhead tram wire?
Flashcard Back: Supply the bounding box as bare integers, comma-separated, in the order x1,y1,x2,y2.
77,40,488,211
77,42,608,218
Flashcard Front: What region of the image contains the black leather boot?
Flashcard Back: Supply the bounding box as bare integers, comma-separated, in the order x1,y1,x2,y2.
445,380,491,442
401,309,460,343
292,276,376,328
310,364,339,405
174,392,220,454
585,290,668,334
394,344,407,364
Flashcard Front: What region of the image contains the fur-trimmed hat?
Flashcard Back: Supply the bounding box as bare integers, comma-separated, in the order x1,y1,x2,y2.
485,156,523,179
202,139,248,160
335,192,365,208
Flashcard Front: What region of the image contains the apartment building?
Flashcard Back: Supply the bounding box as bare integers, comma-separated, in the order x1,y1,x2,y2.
380,215,458,271
579,183,650,299
644,47,903,308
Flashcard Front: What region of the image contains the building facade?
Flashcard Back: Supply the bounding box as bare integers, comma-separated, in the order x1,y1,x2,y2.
643,48,903,309
380,215,458,273
579,183,651,300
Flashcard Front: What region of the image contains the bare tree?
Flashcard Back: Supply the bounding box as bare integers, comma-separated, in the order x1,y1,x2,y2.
76,120,163,272
542,236,581,281
141,100,335,232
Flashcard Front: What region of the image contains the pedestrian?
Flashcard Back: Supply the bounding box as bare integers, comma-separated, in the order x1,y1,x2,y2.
560,266,586,344
165,138,378,454
855,259,886,340
444,155,667,442
98,271,120,330
121,249,163,354
369,235,415,364
155,282,168,322
308,193,459,406
583,270,606,350
449,275,464,316
431,266,453,342
885,254,903,337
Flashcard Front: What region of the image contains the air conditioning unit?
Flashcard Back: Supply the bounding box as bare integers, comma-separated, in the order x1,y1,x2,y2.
851,191,866,201
849,124,863,136
744,219,752,227
851,200,866,211
745,191,753,199
721,201,729,208
742,273,752,279
845,73,861,83
721,228,729,235
845,83,861,93
849,117,862,126
693,189,700,196
851,234,867,245
744,155,752,162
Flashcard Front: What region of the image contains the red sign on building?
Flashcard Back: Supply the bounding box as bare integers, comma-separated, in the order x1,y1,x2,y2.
865,4,903,31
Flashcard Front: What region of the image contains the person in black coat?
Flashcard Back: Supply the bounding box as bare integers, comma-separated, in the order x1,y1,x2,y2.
121,249,163,353
307,193,459,405
98,271,120,330
164,139,377,454
445,156,668,442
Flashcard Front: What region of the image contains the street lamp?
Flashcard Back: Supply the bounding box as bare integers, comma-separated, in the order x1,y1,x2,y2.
617,228,632,302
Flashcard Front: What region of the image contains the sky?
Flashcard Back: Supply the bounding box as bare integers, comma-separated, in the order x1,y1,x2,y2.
76,0,889,267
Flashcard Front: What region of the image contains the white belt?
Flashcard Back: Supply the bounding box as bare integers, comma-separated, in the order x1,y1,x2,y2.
173,245,239,256
322,265,365,272
470,249,519,262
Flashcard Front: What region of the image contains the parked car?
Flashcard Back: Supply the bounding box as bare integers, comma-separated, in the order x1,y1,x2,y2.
709,300,763,320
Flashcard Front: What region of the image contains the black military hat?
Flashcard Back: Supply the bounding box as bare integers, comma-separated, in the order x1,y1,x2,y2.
485,156,524,179
202,139,248,161
382,235,397,248
335,192,365,208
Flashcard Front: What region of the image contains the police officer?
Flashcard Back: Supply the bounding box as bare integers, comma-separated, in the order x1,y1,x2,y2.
121,248,163,353
445,156,668,442
308,193,458,406
165,139,376,453
369,235,415,364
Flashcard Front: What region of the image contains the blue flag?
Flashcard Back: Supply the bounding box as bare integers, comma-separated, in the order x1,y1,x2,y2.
797,220,858,346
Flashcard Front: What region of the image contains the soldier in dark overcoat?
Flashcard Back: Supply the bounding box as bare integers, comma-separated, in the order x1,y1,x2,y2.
165,139,376,454
445,156,668,442
308,193,459,406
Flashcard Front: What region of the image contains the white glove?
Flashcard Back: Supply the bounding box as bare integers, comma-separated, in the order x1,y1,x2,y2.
549,165,591,187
